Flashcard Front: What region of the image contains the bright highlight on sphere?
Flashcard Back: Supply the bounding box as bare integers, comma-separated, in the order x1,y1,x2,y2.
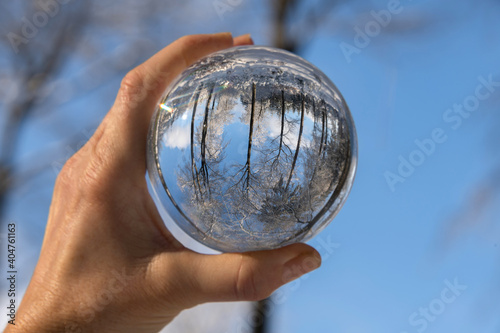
147,46,357,252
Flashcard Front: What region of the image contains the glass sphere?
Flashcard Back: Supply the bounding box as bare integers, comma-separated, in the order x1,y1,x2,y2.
147,46,357,252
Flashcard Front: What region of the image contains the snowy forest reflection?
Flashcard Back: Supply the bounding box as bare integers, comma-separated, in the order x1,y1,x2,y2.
154,80,352,251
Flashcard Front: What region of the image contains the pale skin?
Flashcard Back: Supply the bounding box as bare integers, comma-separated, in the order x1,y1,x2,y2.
5,33,321,333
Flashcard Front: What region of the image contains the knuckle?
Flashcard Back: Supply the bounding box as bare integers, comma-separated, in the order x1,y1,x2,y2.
173,36,195,67
176,35,196,49
145,258,193,310
119,68,147,105
121,68,143,91
58,130,115,200
234,256,260,301
52,125,119,204
81,135,115,192
120,66,164,107
56,154,80,190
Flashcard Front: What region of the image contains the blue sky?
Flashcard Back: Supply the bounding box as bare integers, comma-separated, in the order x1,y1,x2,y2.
1,0,499,332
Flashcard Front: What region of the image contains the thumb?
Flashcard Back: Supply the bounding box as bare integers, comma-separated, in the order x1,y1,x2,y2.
169,243,321,306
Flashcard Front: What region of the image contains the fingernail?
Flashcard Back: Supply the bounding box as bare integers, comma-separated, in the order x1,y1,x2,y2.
234,33,253,45
242,33,253,43
282,251,321,283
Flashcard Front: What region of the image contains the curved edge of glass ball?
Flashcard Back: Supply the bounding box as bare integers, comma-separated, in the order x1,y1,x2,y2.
147,45,358,253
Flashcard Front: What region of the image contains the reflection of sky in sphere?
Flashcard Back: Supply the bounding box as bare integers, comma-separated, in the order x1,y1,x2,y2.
149,46,357,252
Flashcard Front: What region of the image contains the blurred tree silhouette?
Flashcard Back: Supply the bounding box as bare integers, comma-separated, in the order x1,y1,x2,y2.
0,1,88,221
272,0,345,53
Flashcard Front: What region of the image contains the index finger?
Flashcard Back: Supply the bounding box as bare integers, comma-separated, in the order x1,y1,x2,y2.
101,33,237,175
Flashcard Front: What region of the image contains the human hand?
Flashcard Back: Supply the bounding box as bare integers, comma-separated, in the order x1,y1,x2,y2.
5,33,321,333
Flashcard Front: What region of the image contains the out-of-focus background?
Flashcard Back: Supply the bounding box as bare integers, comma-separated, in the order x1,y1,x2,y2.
1,0,499,332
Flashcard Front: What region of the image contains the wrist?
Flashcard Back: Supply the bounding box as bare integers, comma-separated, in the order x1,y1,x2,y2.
4,288,79,332
6,285,180,333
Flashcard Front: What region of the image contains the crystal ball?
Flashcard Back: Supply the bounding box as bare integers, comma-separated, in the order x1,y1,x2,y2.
147,46,357,252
